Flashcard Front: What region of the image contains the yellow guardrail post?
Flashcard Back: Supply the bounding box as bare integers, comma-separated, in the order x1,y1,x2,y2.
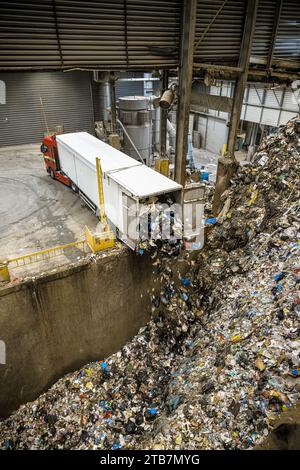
0,260,10,282
92,156,115,251
155,158,169,177
222,143,227,157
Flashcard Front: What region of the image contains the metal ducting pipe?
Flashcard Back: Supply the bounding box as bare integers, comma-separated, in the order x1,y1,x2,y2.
93,71,111,122
159,89,175,109
159,82,178,109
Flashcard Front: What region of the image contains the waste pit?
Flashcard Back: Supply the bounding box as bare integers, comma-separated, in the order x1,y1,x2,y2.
0,116,300,450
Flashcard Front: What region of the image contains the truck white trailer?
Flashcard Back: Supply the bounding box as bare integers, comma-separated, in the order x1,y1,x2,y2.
52,132,182,249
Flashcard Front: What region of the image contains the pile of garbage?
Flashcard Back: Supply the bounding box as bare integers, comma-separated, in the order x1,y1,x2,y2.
0,117,299,450
209,117,300,251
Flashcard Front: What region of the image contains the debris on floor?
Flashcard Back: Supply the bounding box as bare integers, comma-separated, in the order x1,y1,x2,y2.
0,116,299,450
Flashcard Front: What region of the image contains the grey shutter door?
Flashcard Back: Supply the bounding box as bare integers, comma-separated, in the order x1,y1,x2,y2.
0,71,94,147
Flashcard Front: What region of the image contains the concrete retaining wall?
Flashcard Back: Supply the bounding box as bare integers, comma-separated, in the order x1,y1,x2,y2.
0,250,157,418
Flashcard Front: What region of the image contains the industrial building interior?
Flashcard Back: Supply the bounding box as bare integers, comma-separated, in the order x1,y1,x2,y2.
0,0,300,453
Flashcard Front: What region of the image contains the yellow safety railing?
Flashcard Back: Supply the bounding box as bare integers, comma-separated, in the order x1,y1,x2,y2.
7,240,86,268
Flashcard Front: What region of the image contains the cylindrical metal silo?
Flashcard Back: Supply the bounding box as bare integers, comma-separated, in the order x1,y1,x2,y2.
119,96,152,165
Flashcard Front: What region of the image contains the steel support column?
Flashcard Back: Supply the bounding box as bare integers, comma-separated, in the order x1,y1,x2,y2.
174,0,197,187
160,69,169,157
213,0,258,214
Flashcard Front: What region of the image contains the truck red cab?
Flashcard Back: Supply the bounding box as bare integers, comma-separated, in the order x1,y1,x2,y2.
41,134,71,187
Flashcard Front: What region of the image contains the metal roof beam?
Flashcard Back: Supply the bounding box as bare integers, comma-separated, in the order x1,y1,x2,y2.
52,0,64,67
267,0,283,70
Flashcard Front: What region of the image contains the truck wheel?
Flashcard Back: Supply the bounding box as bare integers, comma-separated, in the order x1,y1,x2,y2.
49,168,55,179
71,182,78,193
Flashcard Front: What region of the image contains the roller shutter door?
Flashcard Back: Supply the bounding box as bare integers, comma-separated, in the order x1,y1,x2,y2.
0,71,94,147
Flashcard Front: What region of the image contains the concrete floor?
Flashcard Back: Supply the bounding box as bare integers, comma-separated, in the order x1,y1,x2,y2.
192,147,248,183
193,147,218,183
0,143,98,278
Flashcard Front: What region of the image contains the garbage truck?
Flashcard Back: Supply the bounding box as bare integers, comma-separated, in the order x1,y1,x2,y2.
41,132,182,249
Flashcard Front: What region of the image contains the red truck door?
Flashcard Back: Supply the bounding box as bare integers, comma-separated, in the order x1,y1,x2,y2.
41,136,57,175
41,136,71,187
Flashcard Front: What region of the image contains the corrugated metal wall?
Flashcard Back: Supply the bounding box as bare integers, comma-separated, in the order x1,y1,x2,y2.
0,71,95,146
194,0,246,64
251,0,277,60
0,0,181,70
125,0,181,67
251,0,300,62
275,0,300,60
1,0,298,71
241,83,299,126
0,0,62,69
193,78,299,153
